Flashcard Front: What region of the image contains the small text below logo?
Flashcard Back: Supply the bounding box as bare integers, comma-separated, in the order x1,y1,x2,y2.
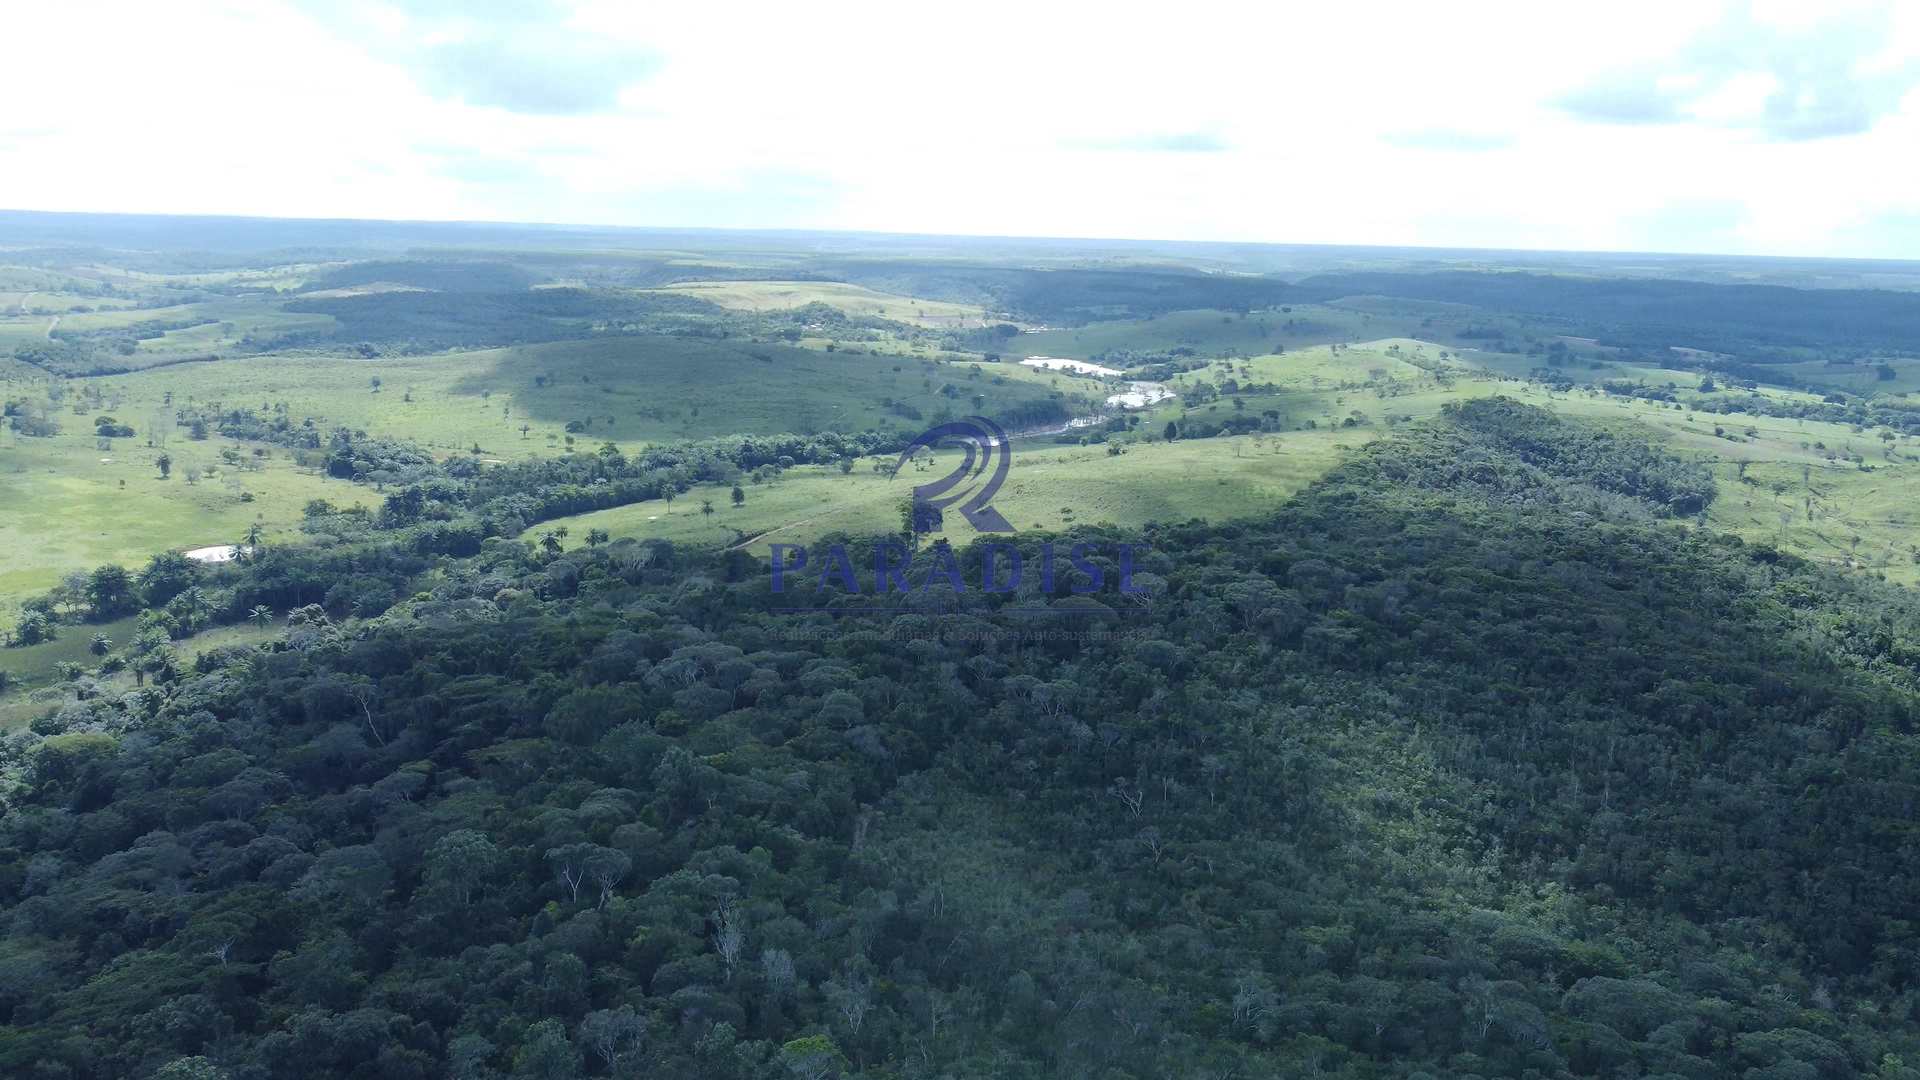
769,542,1148,596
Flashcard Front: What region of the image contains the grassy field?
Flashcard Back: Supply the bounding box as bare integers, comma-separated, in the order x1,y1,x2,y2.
531,430,1354,555
651,280,991,328
83,337,1082,454
0,415,356,614
0,337,1074,613
0,297,338,364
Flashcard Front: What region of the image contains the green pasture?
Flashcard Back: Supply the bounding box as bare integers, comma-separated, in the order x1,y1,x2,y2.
530,431,1353,556
650,280,990,327
0,416,362,616
89,337,1080,454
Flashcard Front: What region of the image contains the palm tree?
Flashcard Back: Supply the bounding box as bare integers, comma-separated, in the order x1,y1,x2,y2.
180,586,209,628
89,633,112,657
700,499,715,522
244,523,264,549
248,605,274,630
662,488,676,515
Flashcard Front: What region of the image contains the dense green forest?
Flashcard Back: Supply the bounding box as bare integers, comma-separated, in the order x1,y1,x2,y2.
1296,272,1920,359
5,400,1920,1079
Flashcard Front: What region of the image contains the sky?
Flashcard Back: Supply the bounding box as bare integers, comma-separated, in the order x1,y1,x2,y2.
2,0,1918,258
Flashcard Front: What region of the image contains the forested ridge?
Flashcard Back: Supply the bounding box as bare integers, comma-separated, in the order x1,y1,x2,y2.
4,401,1920,1079
1296,271,1920,358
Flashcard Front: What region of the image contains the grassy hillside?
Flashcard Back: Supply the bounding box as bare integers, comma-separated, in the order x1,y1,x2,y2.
91,338,1079,449
532,431,1353,552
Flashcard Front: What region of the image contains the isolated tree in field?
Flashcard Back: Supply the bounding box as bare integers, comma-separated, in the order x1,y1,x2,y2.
731,484,745,507
248,605,274,630
701,499,715,521
1164,420,1179,441
662,488,676,514
586,528,609,547
156,453,172,479
901,496,942,543
369,377,381,393
540,531,564,556
839,457,855,475
89,633,112,657
519,424,530,439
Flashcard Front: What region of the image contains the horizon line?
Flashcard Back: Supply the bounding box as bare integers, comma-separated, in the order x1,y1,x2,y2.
2,205,1916,267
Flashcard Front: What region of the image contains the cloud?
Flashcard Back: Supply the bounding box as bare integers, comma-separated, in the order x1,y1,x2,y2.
414,34,658,114
1064,132,1230,153
1553,71,1687,124
1555,4,1920,141
295,0,658,115
1380,129,1516,151
5,0,1920,258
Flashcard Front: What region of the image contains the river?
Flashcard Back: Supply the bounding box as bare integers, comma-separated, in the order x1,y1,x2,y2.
1013,355,1174,438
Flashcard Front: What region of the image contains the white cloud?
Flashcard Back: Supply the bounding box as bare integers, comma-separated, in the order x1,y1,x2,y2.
0,0,1915,257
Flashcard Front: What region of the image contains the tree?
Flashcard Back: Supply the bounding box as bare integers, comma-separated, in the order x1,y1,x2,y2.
586,528,610,547
153,1058,229,1080
425,829,502,907
578,1006,647,1075
780,1034,844,1080
156,453,172,479
825,966,873,1037
369,376,382,393
1164,420,1179,441
89,633,112,657
248,604,275,630
662,488,676,514
14,611,54,641
700,499,715,521
512,1019,574,1080
712,900,746,980
901,496,942,542
731,485,745,507
586,847,631,909
139,550,197,607
86,564,136,618
545,843,590,903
